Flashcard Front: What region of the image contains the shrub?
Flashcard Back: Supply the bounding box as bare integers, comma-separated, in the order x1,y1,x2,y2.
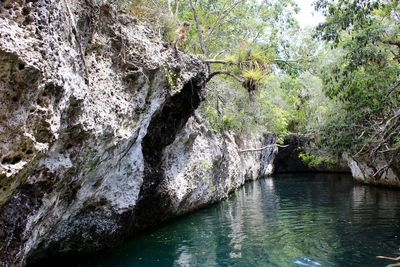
298,152,337,168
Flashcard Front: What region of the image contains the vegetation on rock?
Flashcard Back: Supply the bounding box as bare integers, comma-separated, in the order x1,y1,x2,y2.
313,0,400,175
115,0,399,174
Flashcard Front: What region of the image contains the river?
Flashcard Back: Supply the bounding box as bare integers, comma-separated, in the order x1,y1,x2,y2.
80,173,400,267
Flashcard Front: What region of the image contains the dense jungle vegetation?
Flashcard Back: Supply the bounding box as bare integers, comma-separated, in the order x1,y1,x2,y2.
116,0,400,168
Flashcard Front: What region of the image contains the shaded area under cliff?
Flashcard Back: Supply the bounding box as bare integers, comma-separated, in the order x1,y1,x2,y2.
274,135,350,174
134,77,206,229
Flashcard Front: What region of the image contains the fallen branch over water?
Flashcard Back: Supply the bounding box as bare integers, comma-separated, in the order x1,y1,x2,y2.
239,144,288,153
376,256,400,261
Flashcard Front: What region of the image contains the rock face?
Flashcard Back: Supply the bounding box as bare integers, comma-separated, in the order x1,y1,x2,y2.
0,1,277,266
345,154,400,187
159,119,277,216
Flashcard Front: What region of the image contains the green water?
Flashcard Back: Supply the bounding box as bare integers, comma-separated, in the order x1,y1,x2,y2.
82,173,400,267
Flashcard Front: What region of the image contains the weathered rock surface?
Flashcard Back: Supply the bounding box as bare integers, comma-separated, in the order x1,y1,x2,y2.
159,117,277,216
345,154,400,187
0,1,277,266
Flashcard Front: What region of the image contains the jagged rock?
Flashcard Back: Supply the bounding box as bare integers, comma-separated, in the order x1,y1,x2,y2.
345,154,400,187
158,116,277,217
0,1,277,266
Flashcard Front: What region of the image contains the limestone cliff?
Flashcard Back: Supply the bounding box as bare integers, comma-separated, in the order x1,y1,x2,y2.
0,1,277,266
345,154,400,187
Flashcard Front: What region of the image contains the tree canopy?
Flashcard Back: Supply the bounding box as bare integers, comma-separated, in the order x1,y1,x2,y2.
116,0,400,169
313,0,400,172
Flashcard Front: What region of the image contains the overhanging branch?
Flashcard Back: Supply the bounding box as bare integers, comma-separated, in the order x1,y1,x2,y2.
382,40,400,47
206,71,244,83
239,144,288,153
204,59,229,64
203,58,311,65
387,78,400,96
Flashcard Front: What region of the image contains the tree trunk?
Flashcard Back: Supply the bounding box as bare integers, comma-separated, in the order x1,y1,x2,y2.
188,0,208,58
167,0,173,16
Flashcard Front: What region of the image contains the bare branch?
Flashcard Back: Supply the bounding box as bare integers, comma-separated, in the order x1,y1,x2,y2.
205,58,312,64
387,78,400,96
373,158,393,178
239,144,288,153
376,256,400,261
206,71,244,83
383,40,400,47
379,147,400,153
205,0,245,41
273,58,313,63
204,59,229,64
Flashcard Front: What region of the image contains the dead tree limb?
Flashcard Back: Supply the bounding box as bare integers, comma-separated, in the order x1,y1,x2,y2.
372,158,393,178
376,256,400,261
204,58,311,65
383,40,400,47
239,144,288,153
204,59,229,64
206,71,244,83
205,0,245,41
387,78,400,96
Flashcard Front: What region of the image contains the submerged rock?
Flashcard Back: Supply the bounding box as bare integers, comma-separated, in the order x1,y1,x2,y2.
0,1,277,266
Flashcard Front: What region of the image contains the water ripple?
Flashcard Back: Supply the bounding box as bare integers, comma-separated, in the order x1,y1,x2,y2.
82,173,400,267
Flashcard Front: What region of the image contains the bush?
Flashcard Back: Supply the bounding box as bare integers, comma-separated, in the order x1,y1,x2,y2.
298,152,337,168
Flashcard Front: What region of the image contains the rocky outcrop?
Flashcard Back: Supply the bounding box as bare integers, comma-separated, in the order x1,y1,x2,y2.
274,135,399,186
345,154,400,187
159,118,277,216
274,135,349,173
0,1,277,266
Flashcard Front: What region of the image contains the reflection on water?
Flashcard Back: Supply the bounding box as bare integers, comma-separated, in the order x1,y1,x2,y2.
82,173,400,267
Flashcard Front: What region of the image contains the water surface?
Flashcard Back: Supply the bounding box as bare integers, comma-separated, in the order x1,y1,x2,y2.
83,173,400,267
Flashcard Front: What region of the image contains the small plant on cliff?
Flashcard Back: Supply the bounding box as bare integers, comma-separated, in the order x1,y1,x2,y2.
116,0,178,42
162,64,181,92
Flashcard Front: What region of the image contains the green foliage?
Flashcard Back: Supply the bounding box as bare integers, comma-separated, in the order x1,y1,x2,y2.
112,0,400,165
162,65,182,92
190,8,302,132
225,43,276,92
178,0,298,56
314,0,400,156
260,101,290,143
224,54,237,65
243,68,266,84
298,152,337,168
314,0,381,45
201,79,261,134
200,61,330,143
